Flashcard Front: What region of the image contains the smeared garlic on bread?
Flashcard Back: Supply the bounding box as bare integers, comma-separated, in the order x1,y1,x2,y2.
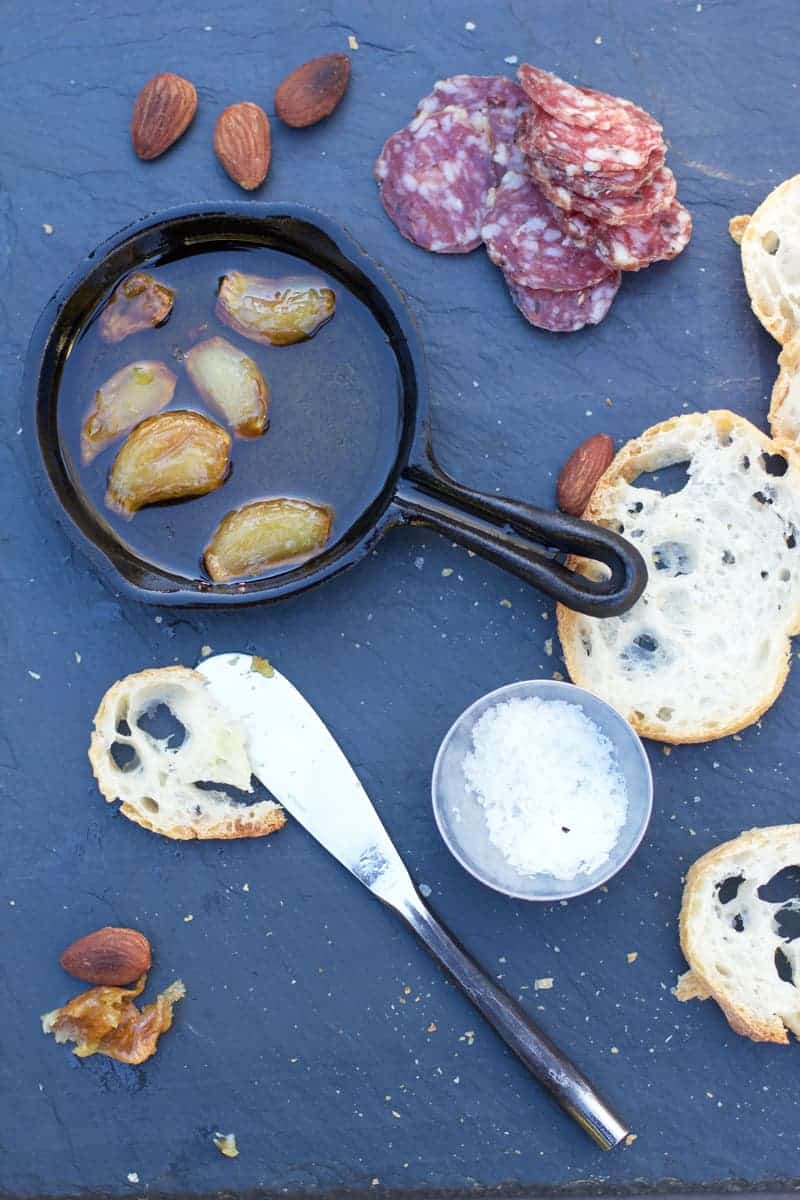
557,411,800,742
89,666,285,840
676,825,800,1043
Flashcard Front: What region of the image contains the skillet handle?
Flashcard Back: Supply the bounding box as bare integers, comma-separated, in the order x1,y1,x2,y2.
394,463,646,618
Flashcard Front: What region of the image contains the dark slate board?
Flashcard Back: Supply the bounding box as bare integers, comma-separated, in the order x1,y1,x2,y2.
0,0,795,1195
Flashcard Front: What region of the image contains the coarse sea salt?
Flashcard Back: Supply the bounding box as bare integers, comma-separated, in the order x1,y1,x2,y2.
462,697,628,879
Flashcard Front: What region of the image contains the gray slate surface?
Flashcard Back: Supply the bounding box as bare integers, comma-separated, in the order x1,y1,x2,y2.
0,0,796,1195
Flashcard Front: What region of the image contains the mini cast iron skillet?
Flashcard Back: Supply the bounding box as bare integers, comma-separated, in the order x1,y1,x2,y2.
25,203,646,615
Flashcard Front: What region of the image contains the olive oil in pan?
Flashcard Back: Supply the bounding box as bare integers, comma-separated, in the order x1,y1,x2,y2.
57,246,404,582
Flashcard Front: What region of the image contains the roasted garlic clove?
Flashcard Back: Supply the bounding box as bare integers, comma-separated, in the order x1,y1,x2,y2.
41,973,186,1064
81,361,176,464
99,272,175,343
106,411,231,518
204,498,333,581
216,272,335,346
184,336,269,437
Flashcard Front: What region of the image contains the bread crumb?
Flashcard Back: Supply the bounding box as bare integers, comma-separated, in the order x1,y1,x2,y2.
348,33,359,49
551,671,564,681
464,19,476,29
427,1022,437,1033
391,1110,401,1118
200,644,213,657
461,1030,475,1045
183,914,194,923
403,985,412,995
28,670,41,680
43,223,54,235
213,1132,239,1158
544,638,553,656
503,54,518,64
627,952,638,964
500,598,512,608
610,1046,619,1054
251,656,274,678
74,650,82,664
594,34,603,43
534,977,553,990
371,1179,380,1187
242,882,249,892
625,1133,638,1146
662,746,672,756
126,1173,139,1184
442,567,454,577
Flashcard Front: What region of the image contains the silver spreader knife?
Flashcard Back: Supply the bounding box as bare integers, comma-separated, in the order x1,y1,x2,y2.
198,652,630,1150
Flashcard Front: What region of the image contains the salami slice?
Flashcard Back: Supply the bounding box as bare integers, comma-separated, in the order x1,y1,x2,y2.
375,106,495,253
519,113,664,199
518,65,662,136
593,200,693,271
506,270,621,332
481,171,609,291
416,75,527,178
523,105,664,175
550,206,596,248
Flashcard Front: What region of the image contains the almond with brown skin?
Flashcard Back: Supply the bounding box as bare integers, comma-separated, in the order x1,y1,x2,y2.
556,433,615,516
274,54,350,128
214,102,271,191
131,72,197,160
60,927,152,987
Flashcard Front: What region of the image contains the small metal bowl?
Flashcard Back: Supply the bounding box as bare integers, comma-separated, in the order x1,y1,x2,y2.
431,679,653,902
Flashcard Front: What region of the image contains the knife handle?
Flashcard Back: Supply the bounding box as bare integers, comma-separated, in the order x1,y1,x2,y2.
395,893,630,1150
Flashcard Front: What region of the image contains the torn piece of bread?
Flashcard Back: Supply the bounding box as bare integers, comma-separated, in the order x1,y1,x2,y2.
740,175,800,344
676,826,800,1043
557,411,800,742
89,666,286,840
769,332,800,442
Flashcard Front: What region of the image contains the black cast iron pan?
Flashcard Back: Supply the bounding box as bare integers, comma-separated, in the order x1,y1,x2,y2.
24,203,646,616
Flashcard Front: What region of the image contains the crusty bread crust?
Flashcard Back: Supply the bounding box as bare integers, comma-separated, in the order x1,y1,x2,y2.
769,333,800,442
89,666,286,840
557,410,800,743
676,825,800,1043
740,175,800,344
728,213,750,246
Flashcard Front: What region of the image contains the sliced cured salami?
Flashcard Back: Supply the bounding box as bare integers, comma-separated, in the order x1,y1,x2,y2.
550,206,596,248
522,105,664,175
518,65,662,136
375,106,495,253
506,271,621,332
416,75,527,178
593,200,693,271
481,171,609,291
519,113,664,199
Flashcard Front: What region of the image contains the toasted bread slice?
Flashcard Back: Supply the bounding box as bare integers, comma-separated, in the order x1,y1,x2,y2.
89,666,286,840
557,411,800,742
740,175,800,344
676,825,800,1043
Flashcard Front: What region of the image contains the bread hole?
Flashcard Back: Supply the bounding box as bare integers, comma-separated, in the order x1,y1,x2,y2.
752,490,774,507
630,528,644,539
628,501,644,515
652,541,694,577
775,946,794,985
137,703,186,749
774,907,800,942
761,451,789,477
111,742,139,772
632,709,645,721
761,229,780,255
141,797,159,814
741,455,750,471
633,461,690,498
656,706,673,722
193,774,278,807
116,719,132,736
761,570,769,580
721,549,736,565
758,865,800,903
732,913,744,932
780,567,791,582
717,874,744,904
579,629,592,657
785,528,797,550
714,962,731,977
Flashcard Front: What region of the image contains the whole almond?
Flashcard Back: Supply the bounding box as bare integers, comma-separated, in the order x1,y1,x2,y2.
60,927,152,986
131,72,197,160
556,433,615,516
214,102,271,191
274,54,351,128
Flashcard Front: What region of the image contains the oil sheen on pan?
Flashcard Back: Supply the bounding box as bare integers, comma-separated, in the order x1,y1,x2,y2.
57,245,404,583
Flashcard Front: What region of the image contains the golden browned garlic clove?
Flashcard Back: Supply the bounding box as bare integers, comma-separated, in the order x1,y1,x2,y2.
106,411,231,518
99,272,175,343
184,336,269,437
81,361,176,464
216,272,335,346
204,498,333,581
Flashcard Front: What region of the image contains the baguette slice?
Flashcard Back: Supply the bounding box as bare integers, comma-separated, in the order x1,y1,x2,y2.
676,826,800,1043
740,174,800,344
89,666,286,840
557,411,800,742
769,332,800,443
